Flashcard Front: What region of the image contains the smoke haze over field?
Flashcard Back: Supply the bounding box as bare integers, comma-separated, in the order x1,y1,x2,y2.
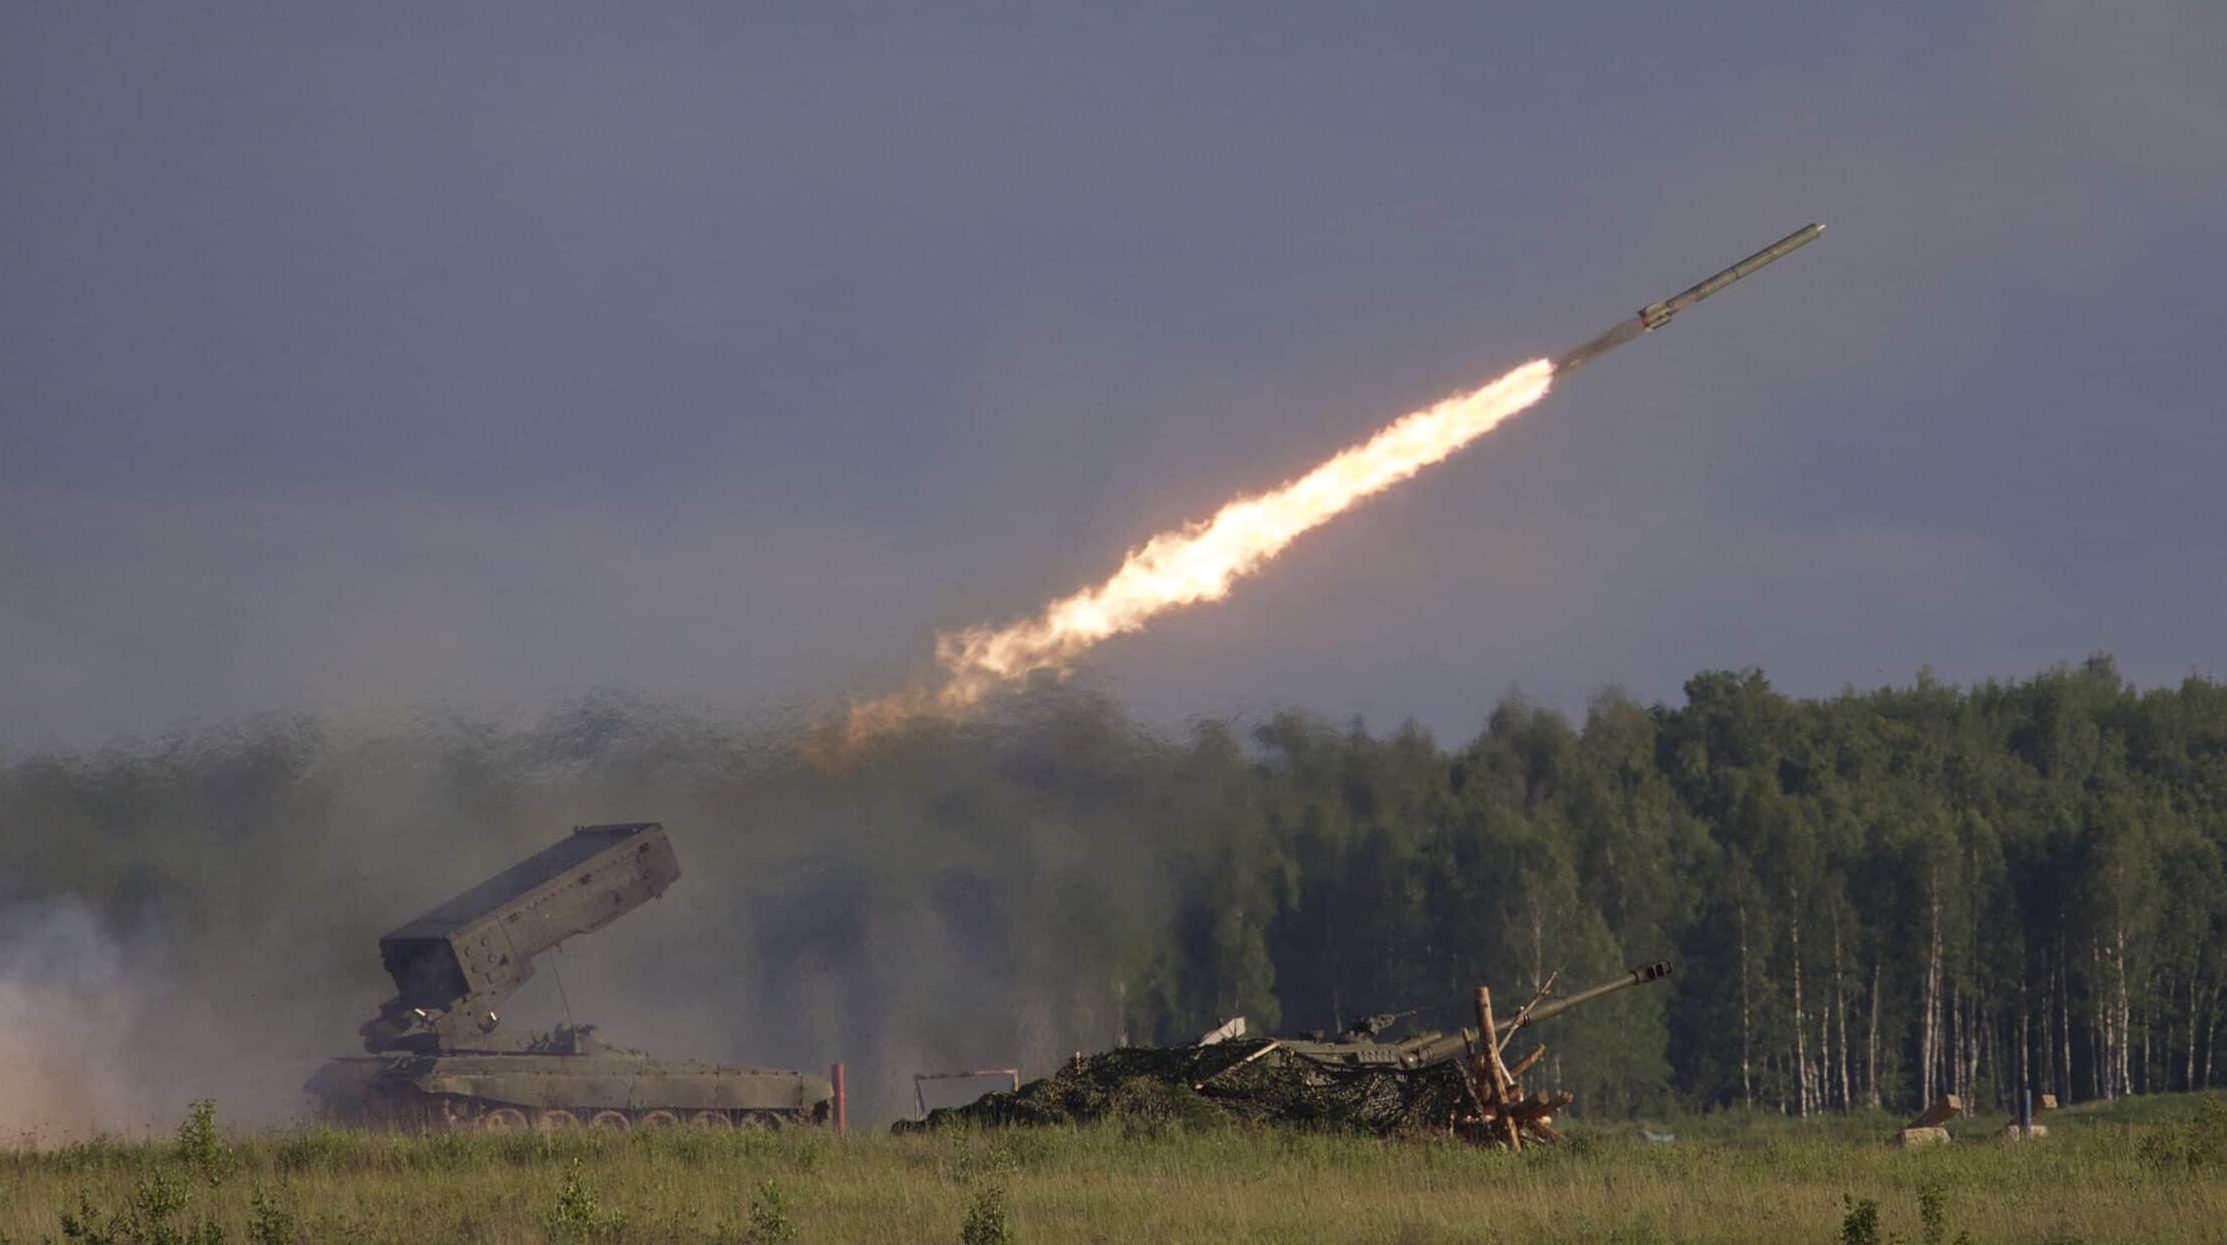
11,661,2227,1137
0,696,1212,1133
1,903,145,1136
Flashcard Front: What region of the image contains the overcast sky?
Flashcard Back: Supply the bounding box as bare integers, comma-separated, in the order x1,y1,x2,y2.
4,1,2223,749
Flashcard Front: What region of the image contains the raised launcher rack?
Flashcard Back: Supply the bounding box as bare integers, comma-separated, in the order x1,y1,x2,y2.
307,823,834,1132
358,822,680,1053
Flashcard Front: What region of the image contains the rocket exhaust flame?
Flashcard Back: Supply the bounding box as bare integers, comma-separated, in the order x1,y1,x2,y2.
841,359,1556,746
837,222,1821,751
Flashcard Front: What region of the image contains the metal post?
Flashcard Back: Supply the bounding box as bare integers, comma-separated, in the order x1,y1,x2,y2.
2020,1088,2031,1140
832,1062,847,1137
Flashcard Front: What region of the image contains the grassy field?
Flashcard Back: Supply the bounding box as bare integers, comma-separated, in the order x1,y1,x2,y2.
5,1095,2224,1244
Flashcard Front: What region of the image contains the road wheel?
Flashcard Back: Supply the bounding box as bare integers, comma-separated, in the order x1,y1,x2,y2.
737,1111,783,1130
536,1109,581,1131
480,1107,529,1132
688,1111,732,1129
638,1111,682,1129
587,1110,631,1131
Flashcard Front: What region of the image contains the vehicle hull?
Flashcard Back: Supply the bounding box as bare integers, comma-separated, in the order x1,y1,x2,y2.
306,1052,834,1132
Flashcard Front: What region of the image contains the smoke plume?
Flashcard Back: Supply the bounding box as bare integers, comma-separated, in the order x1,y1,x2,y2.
0,694,1222,1133
842,359,1555,744
0,903,145,1140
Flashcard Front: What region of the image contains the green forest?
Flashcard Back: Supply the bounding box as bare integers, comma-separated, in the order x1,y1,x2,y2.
4,654,2224,1125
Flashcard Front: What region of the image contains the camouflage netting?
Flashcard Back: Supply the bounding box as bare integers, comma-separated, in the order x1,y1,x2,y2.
897,1041,1481,1137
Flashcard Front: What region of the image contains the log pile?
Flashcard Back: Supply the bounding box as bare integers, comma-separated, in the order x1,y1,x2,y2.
1454,983,1574,1150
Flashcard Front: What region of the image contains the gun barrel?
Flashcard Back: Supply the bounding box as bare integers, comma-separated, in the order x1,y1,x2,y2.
1507,961,1673,1028
1389,961,1675,1068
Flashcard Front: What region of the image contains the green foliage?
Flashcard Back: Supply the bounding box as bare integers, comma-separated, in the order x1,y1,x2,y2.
126,1172,187,1242
57,1171,229,1245
542,1158,626,1243
958,1184,1012,1245
951,1137,1022,1187
2138,1093,2227,1170
1835,1184,1975,1245
1916,1184,1948,1245
6,1115,2222,1244
173,1102,233,1189
1915,1183,1972,1245
744,1178,797,1245
1838,1195,1883,1245
245,1187,297,1245
29,1136,141,1177
268,1130,358,1174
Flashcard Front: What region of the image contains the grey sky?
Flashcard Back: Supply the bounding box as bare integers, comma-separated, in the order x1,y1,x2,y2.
5,1,2224,748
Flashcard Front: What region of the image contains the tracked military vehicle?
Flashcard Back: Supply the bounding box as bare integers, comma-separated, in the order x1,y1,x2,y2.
306,822,832,1131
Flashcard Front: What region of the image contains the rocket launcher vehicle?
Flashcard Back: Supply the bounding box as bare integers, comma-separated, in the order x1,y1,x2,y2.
312,822,835,1131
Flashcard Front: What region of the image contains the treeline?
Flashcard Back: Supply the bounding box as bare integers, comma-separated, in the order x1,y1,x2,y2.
3,656,2223,1123
1184,656,2227,1119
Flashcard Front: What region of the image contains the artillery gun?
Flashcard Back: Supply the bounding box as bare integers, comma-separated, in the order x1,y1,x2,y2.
1265,961,1674,1077
306,823,833,1132
908,961,1671,1147
1193,961,1673,1146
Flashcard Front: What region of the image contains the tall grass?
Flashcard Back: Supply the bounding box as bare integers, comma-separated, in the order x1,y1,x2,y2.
4,1097,2223,1244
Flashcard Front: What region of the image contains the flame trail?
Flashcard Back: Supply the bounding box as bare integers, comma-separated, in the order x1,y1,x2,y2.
844,357,1556,745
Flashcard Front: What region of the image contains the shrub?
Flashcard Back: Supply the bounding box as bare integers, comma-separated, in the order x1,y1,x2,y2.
2138,1094,2227,1171
543,1158,626,1242
1838,1196,1882,1245
959,1184,1012,1245
745,1178,797,1245
1916,1182,1971,1245
58,1171,229,1245
174,1102,234,1189
246,1187,298,1245
1835,1184,1971,1245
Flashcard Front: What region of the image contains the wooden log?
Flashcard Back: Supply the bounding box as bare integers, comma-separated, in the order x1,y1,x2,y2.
1475,987,1512,1091
1476,985,1521,1151
1496,969,1560,1055
1506,1090,1549,1120
1536,1091,1574,1116
1507,1044,1545,1081
1470,988,1498,1107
